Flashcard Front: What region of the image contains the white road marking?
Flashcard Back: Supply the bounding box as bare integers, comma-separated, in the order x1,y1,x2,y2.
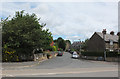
2,68,118,77
47,73,57,75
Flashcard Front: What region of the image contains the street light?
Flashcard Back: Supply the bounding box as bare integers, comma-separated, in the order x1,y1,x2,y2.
102,29,106,61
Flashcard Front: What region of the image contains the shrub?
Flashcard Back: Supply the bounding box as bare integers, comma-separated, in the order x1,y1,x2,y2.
81,51,104,57
2,48,19,62
81,51,119,57
106,51,119,57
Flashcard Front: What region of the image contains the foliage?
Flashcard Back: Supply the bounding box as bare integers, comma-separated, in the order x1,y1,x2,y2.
2,11,53,61
81,51,119,57
65,40,71,45
54,43,58,51
65,40,71,51
54,37,66,51
81,39,89,51
52,46,57,51
2,48,19,62
106,51,119,57
70,48,75,51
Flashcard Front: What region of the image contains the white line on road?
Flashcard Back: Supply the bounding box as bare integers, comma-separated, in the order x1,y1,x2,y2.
47,73,57,75
2,68,118,77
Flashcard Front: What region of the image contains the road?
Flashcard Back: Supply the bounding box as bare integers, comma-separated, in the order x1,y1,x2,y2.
2,52,118,77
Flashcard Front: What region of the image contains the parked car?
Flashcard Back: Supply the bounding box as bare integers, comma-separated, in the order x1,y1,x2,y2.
72,51,79,59
69,51,74,54
57,51,63,56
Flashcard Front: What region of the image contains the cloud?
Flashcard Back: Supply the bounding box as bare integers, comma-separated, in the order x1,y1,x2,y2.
1,2,118,43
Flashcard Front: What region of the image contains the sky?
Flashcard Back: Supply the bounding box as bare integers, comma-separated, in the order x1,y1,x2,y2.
0,0,118,43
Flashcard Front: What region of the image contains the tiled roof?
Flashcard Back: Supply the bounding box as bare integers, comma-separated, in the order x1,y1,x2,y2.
72,41,81,46
96,32,119,42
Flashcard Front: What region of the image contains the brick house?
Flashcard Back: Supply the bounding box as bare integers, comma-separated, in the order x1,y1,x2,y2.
86,31,119,52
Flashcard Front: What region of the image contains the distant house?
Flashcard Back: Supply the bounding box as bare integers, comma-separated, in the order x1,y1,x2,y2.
71,41,81,50
86,31,119,52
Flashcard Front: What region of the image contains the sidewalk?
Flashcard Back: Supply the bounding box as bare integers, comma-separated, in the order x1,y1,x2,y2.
2,52,57,70
2,59,47,70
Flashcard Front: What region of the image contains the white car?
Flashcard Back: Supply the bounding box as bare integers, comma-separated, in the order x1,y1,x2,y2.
72,53,79,59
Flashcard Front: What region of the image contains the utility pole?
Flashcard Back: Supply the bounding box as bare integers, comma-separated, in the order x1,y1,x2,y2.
102,29,106,61
78,39,81,54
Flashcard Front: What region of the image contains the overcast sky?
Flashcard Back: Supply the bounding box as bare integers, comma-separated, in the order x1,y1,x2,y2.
0,1,118,42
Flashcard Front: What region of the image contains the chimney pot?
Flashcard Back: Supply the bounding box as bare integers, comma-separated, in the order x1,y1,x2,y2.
102,29,106,34
110,31,114,35
117,32,120,36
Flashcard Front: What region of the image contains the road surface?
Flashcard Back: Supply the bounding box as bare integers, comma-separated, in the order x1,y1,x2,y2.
2,52,118,77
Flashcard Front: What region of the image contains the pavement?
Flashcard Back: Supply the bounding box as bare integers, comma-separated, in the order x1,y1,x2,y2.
2,52,118,77
2,59,47,70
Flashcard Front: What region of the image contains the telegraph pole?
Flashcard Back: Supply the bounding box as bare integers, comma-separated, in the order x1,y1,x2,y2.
78,39,81,54
102,29,106,61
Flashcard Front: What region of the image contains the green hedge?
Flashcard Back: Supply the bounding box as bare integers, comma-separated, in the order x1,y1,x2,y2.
106,51,119,57
81,51,119,57
81,51,104,57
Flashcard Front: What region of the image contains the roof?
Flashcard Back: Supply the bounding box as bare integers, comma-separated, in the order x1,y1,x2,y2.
72,41,81,46
96,32,119,42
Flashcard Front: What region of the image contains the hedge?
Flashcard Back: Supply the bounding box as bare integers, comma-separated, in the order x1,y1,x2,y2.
81,51,119,57
106,51,119,57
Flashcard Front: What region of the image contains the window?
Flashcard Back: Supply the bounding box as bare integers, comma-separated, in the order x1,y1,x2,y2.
110,40,113,45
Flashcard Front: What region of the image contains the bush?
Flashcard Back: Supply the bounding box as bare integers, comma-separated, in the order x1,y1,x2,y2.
81,51,104,57
81,51,119,57
2,47,34,62
106,51,119,57
2,48,19,62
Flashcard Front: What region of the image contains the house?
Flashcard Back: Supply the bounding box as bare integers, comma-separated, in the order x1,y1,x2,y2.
71,41,81,50
86,31,119,52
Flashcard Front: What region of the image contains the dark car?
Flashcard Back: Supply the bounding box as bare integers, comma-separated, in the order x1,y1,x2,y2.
57,51,63,56
69,51,74,54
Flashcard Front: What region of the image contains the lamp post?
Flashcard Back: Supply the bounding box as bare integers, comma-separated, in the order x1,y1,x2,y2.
102,29,106,61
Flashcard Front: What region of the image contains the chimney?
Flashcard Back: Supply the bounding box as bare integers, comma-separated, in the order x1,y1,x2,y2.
117,32,120,36
102,29,106,34
110,31,114,35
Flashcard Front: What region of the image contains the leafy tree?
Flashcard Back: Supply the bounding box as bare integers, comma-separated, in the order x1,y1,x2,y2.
2,11,53,61
81,39,89,51
54,37,66,51
65,40,71,45
65,40,71,51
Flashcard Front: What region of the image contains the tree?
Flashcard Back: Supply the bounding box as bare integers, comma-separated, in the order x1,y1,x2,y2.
65,40,71,51
2,11,52,61
81,39,89,51
54,37,66,51
65,40,71,45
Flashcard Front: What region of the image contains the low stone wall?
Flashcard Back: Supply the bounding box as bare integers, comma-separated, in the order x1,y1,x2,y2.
81,56,98,60
34,53,44,61
34,52,57,61
106,57,118,62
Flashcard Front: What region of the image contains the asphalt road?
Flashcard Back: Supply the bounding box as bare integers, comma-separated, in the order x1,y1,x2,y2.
2,52,118,77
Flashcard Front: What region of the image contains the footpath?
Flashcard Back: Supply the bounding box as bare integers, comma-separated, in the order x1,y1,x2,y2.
2,52,57,70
